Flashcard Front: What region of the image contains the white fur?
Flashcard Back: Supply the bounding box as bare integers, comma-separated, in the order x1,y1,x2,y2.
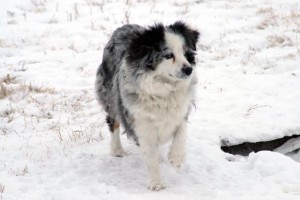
110,127,126,157
118,32,196,189
132,78,192,189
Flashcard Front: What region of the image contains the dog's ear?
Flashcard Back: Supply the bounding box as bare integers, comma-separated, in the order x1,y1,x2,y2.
168,21,200,51
126,23,165,70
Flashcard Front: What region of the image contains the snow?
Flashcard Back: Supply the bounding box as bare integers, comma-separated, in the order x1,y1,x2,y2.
1,0,300,199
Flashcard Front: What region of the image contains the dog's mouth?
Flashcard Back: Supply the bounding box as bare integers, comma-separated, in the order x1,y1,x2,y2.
169,72,191,80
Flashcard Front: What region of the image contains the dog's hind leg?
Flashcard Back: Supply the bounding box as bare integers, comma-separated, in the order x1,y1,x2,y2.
106,116,126,157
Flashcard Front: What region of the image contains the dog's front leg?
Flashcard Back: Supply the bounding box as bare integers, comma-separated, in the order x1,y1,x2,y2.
168,122,187,168
139,135,165,191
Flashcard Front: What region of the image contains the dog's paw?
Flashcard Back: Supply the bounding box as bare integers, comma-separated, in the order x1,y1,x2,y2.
111,148,127,157
147,181,165,191
168,150,185,168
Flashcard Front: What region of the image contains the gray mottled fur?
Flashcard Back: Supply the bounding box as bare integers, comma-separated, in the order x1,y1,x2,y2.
95,24,144,143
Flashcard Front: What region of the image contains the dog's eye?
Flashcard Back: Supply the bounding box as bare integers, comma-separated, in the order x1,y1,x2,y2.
164,53,174,60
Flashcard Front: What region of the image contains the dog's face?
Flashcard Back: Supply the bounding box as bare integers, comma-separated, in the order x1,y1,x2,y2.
126,21,199,82
156,31,195,80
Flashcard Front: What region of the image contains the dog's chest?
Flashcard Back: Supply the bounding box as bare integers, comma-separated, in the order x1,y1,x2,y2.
133,89,190,143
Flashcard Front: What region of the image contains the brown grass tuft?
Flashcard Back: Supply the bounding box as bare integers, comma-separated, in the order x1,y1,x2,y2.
0,74,18,85
0,84,11,99
0,80,56,99
27,83,56,94
256,7,274,15
267,35,293,48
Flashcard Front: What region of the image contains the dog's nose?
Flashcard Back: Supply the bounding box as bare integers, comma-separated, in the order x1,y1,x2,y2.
181,66,193,76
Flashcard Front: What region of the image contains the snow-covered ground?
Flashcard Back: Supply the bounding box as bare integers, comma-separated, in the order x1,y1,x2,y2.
1,0,300,199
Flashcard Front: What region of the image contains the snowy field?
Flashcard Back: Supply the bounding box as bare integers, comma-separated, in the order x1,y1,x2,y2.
1,0,300,199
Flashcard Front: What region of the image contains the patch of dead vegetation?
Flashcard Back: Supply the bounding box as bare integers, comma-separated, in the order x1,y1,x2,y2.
0,84,13,99
0,74,56,100
257,7,300,30
257,12,278,30
0,74,18,84
27,83,56,94
256,7,274,15
0,107,15,123
30,0,46,13
267,35,293,48
283,53,296,60
0,183,5,194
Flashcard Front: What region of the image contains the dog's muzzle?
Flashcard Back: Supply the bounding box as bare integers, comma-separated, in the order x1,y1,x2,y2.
181,65,193,76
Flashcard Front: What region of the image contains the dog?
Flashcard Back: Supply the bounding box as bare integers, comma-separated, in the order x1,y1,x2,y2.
95,21,199,190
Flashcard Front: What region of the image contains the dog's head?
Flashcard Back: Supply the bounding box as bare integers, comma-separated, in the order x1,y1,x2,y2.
126,21,199,81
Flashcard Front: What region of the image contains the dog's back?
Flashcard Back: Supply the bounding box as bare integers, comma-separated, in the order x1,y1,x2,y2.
95,24,143,116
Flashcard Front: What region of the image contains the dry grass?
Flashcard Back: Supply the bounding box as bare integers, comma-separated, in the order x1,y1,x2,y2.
0,108,15,123
56,129,63,142
68,127,99,144
257,6,300,30
256,7,274,15
74,3,80,20
30,0,46,13
27,83,55,94
87,0,104,11
123,10,131,24
245,105,271,116
50,121,100,144
0,74,56,100
10,165,29,176
257,13,278,30
0,184,4,194
22,165,29,176
40,89,103,144
283,53,296,60
0,74,17,99
0,84,13,99
267,35,293,48
0,74,17,85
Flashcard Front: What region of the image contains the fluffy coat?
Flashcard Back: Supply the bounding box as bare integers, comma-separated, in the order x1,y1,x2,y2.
95,21,199,190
